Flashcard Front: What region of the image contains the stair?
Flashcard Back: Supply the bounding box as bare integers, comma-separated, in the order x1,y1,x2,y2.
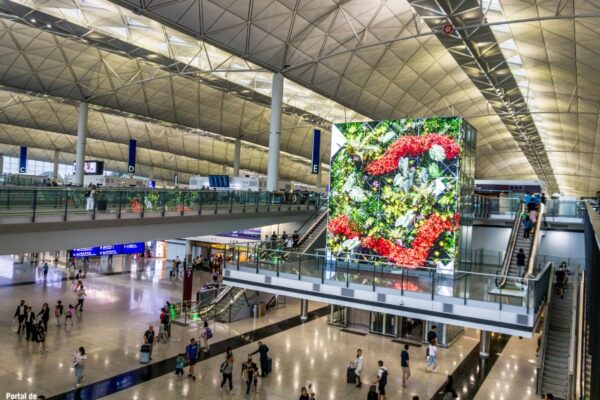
541,282,575,400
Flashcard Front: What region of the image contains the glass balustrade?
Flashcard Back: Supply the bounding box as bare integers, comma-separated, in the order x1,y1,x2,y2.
473,195,585,220
0,187,325,222
225,242,554,317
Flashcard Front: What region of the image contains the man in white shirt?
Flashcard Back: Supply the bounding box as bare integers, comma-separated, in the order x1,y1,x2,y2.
376,360,388,400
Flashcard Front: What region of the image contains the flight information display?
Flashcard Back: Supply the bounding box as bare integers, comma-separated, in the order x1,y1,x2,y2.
72,242,144,257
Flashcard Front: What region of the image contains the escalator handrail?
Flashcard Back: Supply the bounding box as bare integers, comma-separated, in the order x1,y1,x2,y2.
537,262,555,395
295,203,328,236
299,220,327,252
194,285,235,316
497,201,525,288
525,203,545,277
567,269,583,399
298,210,328,248
211,287,247,318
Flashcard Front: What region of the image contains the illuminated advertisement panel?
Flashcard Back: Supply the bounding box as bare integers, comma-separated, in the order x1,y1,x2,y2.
328,117,472,269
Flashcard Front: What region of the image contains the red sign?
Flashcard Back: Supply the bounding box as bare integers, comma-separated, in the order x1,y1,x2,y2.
442,24,454,35
183,269,193,302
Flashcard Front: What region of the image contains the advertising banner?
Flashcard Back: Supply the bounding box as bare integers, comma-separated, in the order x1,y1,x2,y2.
128,139,137,173
19,146,27,173
311,129,321,174
182,269,193,302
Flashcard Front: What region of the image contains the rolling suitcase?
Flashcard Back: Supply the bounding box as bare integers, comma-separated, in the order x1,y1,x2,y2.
265,357,272,375
346,367,357,384
140,344,151,364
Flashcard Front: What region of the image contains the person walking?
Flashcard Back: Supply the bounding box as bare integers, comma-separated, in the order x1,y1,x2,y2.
75,286,86,312
186,338,199,381
244,361,259,397
299,386,316,400
220,353,235,393
65,305,74,327
25,306,36,341
73,347,87,387
14,300,27,335
143,325,155,361
200,319,212,352
55,300,64,327
354,348,364,388
440,375,457,399
36,320,47,353
376,360,388,400
427,340,438,372
85,185,96,211
250,341,270,377
401,344,411,388
42,262,49,281
427,325,438,345
38,303,50,332
175,353,185,378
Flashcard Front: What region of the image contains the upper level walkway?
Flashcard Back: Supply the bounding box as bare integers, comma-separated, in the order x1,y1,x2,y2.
223,244,554,337
0,187,323,253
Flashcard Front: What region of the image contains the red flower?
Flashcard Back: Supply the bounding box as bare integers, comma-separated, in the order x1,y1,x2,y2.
360,213,459,267
365,133,460,176
327,215,360,239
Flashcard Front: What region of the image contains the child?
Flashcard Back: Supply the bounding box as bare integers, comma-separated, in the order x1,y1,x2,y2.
55,300,64,327
36,320,47,353
65,305,74,326
175,353,185,377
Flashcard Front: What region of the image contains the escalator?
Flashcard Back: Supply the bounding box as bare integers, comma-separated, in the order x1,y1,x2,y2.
538,268,583,400
495,202,545,292
296,209,328,253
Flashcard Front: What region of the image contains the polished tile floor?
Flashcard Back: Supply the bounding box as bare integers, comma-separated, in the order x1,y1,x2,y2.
102,320,479,400
0,257,322,398
473,334,540,400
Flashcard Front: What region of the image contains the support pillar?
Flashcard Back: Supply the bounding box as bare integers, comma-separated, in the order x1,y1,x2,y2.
52,149,59,179
185,240,193,268
75,102,88,186
0,154,3,175
480,330,490,358
266,72,284,192
300,299,308,322
233,138,241,177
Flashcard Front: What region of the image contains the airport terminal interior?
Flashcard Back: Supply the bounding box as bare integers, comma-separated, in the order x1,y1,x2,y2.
1,1,600,400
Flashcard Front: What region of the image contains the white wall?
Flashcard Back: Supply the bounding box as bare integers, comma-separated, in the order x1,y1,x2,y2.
472,226,584,259
166,240,187,261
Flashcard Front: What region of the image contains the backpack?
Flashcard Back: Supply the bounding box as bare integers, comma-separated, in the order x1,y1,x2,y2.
379,368,388,385
219,360,228,373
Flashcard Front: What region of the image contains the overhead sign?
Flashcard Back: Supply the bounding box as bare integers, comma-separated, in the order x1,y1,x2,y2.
73,160,104,175
128,139,137,173
19,147,27,173
72,242,144,258
311,129,321,174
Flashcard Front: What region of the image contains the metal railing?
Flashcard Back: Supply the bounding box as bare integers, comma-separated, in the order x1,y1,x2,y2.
473,194,585,220
536,262,555,395
227,244,554,315
496,201,525,288
0,187,324,222
568,269,585,399
526,203,545,277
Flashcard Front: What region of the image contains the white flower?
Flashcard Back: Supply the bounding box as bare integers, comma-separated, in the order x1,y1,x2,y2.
348,188,366,202
432,178,446,197
379,131,396,143
395,211,415,228
429,144,446,161
342,237,361,251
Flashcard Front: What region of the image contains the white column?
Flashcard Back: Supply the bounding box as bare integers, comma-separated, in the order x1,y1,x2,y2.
52,149,59,179
75,102,88,186
300,299,308,322
233,138,241,177
266,72,284,192
480,330,490,358
185,240,193,266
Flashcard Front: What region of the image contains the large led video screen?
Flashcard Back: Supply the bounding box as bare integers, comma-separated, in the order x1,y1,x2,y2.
328,117,466,269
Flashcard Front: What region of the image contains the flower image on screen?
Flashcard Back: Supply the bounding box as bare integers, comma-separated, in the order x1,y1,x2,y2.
328,117,465,269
